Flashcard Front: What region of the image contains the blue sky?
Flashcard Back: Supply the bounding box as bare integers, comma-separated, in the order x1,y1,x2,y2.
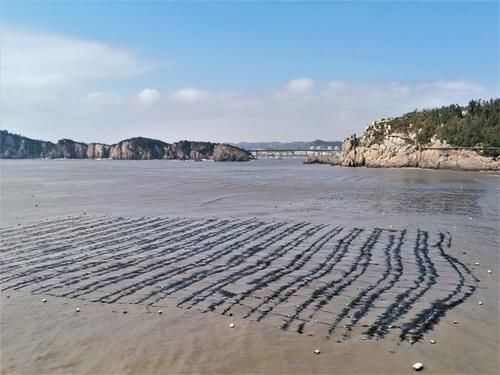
1,1,498,143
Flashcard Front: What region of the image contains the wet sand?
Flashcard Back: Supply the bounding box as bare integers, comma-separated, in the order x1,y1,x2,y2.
1,159,499,374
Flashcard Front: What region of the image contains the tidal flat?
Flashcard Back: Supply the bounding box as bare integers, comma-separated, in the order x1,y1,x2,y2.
1,159,499,374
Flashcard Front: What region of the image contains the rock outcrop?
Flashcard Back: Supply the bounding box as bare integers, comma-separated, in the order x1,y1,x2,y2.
86,143,110,159
213,144,253,161
0,130,252,162
305,100,500,171
0,130,55,159
305,130,500,171
48,139,88,159
108,138,170,160
338,131,500,171
302,154,340,165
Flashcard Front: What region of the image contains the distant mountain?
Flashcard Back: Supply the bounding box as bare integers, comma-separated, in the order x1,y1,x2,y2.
0,130,252,161
233,140,342,151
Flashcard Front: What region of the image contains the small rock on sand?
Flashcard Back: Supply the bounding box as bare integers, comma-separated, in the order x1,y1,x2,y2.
157,310,163,314
313,349,320,355
76,308,80,312
229,323,235,328
42,299,47,303
487,270,492,274
430,339,436,344
478,301,483,305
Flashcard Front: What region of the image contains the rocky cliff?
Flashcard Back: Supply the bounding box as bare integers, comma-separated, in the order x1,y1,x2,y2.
305,100,500,171
86,143,110,159
305,129,500,171
213,144,253,161
0,130,253,162
337,132,500,171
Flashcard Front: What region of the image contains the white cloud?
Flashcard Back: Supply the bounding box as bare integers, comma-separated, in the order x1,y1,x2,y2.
137,89,160,107
172,88,209,102
286,78,316,93
0,25,496,144
2,78,497,144
0,25,155,96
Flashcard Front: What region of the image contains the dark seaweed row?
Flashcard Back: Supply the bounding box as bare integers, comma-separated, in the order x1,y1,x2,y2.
31,218,249,296
248,228,365,322
1,217,201,288
327,230,406,337
216,226,344,315
0,216,122,257
61,218,261,299
0,218,477,341
94,220,292,304
136,222,309,306
192,225,340,312
0,215,98,243
1,217,189,283
365,230,439,338
398,232,478,341
290,228,382,334
1,216,153,269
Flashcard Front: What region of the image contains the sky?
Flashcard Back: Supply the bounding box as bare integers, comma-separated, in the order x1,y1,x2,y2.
1,1,499,144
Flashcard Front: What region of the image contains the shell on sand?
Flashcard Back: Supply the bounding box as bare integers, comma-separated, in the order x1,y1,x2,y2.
412,362,424,371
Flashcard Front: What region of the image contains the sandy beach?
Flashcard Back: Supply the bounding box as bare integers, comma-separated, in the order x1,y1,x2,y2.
1,159,499,374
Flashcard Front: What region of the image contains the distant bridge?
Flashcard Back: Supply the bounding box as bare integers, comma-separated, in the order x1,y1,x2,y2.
248,149,340,159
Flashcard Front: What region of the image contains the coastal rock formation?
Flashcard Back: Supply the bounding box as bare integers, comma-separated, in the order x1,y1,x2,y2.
0,130,252,162
338,133,500,171
306,99,500,171
213,144,252,161
167,141,216,161
86,143,110,159
108,138,170,160
48,139,88,159
302,154,340,165
0,130,55,159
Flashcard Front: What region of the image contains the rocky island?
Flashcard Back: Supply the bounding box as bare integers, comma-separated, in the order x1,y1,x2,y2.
0,131,253,162
306,99,500,171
